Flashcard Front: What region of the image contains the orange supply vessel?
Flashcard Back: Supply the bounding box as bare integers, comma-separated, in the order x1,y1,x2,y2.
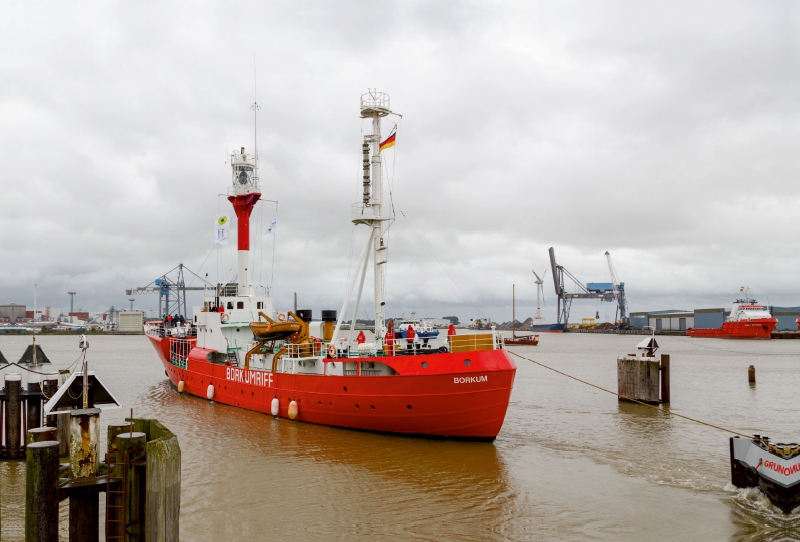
144,91,515,441
687,288,777,339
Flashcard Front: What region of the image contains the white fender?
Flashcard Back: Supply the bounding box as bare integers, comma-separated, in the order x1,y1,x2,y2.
288,400,298,420
207,383,214,400
177,380,185,393
271,397,279,416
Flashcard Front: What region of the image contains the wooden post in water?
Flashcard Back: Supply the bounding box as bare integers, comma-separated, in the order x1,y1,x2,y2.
57,408,70,457
748,365,756,384
617,357,660,403
27,427,58,444
26,381,42,433
145,423,182,542
116,431,147,541
25,440,60,541
659,354,670,404
5,373,22,459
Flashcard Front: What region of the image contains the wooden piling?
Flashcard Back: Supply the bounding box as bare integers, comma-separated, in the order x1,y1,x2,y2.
25,440,60,541
116,431,147,541
660,354,670,404
69,487,100,542
27,427,58,444
748,365,756,384
26,381,42,433
5,373,23,460
107,423,131,451
57,408,70,457
145,422,182,542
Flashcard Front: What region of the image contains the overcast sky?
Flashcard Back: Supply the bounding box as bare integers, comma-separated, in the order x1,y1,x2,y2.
1,1,799,324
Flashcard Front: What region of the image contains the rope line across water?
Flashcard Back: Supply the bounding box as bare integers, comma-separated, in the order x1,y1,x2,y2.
507,350,754,439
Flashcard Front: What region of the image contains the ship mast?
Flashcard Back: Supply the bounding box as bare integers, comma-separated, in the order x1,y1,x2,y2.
332,91,400,342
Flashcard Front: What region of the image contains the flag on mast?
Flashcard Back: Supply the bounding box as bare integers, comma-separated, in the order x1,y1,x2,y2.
379,128,396,152
266,218,277,235
215,214,230,245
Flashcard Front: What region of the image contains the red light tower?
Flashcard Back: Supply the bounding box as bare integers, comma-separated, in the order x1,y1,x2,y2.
228,147,261,294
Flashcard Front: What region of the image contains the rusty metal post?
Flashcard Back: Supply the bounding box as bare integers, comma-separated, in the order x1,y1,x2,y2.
5,373,22,460
660,354,670,403
69,408,100,478
25,440,60,541
748,365,756,384
68,408,101,542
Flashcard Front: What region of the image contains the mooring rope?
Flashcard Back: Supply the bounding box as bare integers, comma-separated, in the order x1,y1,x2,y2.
507,350,754,439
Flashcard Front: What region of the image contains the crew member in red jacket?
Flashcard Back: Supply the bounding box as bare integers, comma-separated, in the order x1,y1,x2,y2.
406,324,416,350
356,330,366,344
384,321,396,356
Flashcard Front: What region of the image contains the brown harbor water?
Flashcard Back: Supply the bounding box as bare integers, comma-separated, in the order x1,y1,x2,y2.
1,332,799,541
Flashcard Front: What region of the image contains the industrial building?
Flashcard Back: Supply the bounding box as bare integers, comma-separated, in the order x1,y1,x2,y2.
631,306,800,331
0,303,27,324
118,311,145,332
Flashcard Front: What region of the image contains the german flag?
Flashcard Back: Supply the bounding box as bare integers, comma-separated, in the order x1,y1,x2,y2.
379,129,396,152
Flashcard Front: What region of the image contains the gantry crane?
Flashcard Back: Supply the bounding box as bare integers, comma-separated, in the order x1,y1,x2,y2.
548,247,618,326
126,263,212,319
604,251,629,328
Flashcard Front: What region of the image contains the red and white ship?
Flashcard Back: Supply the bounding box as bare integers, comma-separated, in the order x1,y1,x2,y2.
687,288,778,339
144,91,516,440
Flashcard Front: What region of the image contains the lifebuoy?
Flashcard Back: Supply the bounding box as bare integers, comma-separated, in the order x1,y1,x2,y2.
278,312,287,322
221,313,229,323
327,343,336,358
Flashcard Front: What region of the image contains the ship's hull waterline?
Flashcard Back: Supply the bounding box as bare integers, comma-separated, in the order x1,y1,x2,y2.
147,334,516,441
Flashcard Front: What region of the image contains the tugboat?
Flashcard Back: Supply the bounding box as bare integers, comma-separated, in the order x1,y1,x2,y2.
687,288,778,339
144,91,516,440
730,435,800,513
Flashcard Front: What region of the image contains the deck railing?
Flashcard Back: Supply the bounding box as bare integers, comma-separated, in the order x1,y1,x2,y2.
332,330,504,358
169,338,192,369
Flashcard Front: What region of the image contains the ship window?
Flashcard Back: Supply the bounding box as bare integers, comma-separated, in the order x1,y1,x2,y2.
257,302,263,309
464,359,471,366
421,362,428,369
227,302,233,309
237,302,244,309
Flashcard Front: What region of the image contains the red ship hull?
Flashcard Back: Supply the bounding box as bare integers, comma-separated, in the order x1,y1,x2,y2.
686,318,778,339
146,334,516,440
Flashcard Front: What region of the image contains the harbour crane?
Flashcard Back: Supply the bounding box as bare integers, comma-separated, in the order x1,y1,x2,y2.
548,247,617,326
531,269,547,325
126,263,213,319
604,251,629,328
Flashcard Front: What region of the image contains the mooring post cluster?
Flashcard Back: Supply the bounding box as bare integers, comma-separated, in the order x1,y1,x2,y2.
1,336,181,541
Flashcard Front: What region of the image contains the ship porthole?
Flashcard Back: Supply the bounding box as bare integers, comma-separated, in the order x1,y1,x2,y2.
421,362,428,369
407,405,412,409
343,386,347,392
464,359,471,366
370,405,375,409
355,404,360,409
